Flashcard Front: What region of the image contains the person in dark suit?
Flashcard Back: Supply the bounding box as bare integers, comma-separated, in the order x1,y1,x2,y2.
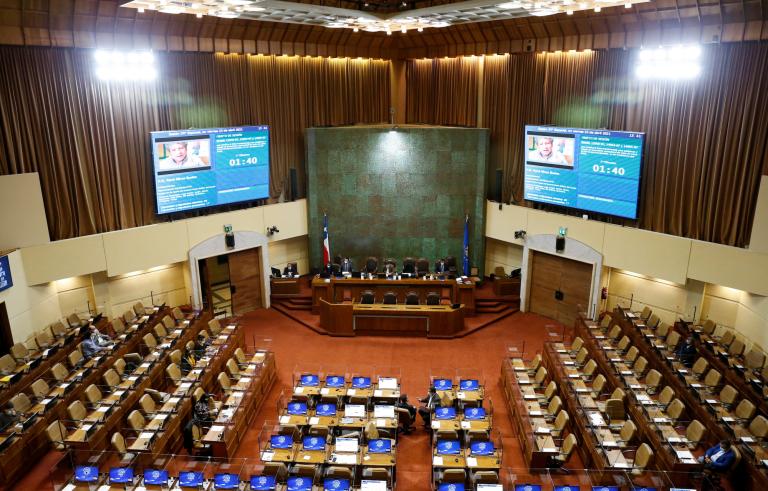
180,347,197,375
340,257,354,274
0,402,19,432
418,387,440,427
675,336,697,368
396,394,416,433
434,259,446,274
698,440,736,472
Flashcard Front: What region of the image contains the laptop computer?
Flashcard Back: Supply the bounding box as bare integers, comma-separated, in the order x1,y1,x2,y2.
287,402,308,415
303,436,326,451
592,487,619,491
368,439,392,453
324,478,351,490
109,467,134,484
144,469,169,486
433,378,453,390
316,403,337,416
287,476,313,490
335,437,359,453
464,407,486,420
436,440,461,455
74,466,99,483
250,475,277,490
325,375,345,387
477,486,503,491
352,377,371,389
345,404,365,418
178,471,204,488
374,405,395,419
435,407,457,420
271,267,282,277
270,434,293,449
469,441,495,456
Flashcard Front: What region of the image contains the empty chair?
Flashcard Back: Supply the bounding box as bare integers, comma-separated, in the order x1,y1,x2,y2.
405,291,419,305
527,354,542,375
703,369,722,390
382,292,397,305
172,307,185,320
111,317,126,335
607,325,621,341
633,357,649,377
533,366,548,388
139,394,156,415
618,420,637,445
114,358,126,376
646,314,660,329
685,420,706,448
84,384,102,406
402,257,416,275
655,322,670,339
471,470,500,486
552,410,569,437
127,410,147,432
226,358,241,378
546,396,562,418
540,381,558,403
153,324,168,339
644,369,662,394
583,359,597,379
325,466,353,482
616,336,630,352
600,313,612,328
362,467,391,486
657,386,675,407
166,363,182,383
729,339,745,357
591,374,607,396
132,302,145,316
10,343,29,361
426,292,440,305
734,399,757,421
719,385,738,407
30,379,51,399
360,291,375,304
24,335,38,351
639,306,652,321
10,393,32,413
701,319,716,335
67,400,87,421
218,372,233,392
575,347,589,366
36,329,54,349
162,315,175,330
67,313,84,328
549,433,577,470
666,398,685,421
208,318,223,335
67,349,84,368
123,309,136,323
665,331,681,351
50,321,68,338
103,369,121,388
50,363,69,381
605,399,626,425
630,443,654,472
570,337,584,354
437,468,466,486
624,346,640,364
691,357,709,378
111,432,136,463
745,348,766,369
719,330,735,347
169,349,182,365
234,347,248,365
46,420,67,450
749,415,768,438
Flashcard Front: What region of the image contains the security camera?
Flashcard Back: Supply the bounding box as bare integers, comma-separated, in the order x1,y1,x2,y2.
267,225,280,236
514,230,527,240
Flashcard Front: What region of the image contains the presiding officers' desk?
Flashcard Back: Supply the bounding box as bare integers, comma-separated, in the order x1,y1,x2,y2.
311,276,476,315
319,300,465,338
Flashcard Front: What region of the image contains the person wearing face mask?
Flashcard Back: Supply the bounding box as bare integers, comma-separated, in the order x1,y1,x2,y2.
676,335,697,368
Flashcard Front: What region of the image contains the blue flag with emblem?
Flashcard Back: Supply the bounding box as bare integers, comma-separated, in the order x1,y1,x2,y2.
463,214,470,276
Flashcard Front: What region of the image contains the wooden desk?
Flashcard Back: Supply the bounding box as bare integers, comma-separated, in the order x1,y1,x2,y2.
271,277,301,295
320,301,465,338
312,277,475,315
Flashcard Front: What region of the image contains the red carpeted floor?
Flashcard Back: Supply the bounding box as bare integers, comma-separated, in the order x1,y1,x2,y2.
12,308,573,490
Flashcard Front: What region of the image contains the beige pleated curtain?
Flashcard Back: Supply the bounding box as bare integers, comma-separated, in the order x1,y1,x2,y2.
0,47,391,240
406,44,768,247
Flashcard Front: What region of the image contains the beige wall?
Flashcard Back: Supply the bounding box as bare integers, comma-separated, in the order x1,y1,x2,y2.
0,250,61,343
484,238,523,276
0,173,50,250
55,275,96,319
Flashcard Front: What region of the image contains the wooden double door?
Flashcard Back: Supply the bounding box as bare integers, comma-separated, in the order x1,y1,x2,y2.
528,251,593,326
200,247,264,316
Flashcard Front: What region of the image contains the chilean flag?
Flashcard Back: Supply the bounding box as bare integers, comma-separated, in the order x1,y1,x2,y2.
322,213,331,268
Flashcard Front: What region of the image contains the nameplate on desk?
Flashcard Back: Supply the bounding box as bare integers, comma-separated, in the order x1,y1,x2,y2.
667,437,685,443
432,456,444,466
466,457,478,467
460,421,471,429
568,374,580,379
740,436,756,443
373,390,383,397
534,427,551,434
217,335,228,341
705,399,718,405
529,411,544,416
140,316,149,322
320,388,330,395
294,387,304,394
513,366,526,371
557,349,568,354
431,421,440,429
602,441,618,448
690,383,703,388
279,416,290,424
620,370,633,376
261,451,275,461
240,377,251,384
612,462,631,468
542,447,558,453
629,384,642,390
677,369,689,374
563,361,575,366
523,394,537,400
653,417,670,424
456,391,467,399
594,335,605,339
575,388,589,393
59,382,71,390
722,416,735,423
309,417,320,425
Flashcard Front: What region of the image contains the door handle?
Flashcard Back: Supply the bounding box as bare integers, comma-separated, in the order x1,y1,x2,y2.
554,290,564,301
230,285,236,295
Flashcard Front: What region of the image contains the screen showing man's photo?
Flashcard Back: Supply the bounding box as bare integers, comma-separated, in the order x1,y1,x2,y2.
156,138,211,172
526,134,575,168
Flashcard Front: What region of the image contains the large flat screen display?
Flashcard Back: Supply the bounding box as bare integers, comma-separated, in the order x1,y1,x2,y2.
151,125,269,214
524,125,645,219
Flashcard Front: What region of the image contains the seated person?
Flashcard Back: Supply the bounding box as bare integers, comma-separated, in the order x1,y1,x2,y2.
193,393,214,425
434,259,447,274
0,402,19,432
396,394,416,434
340,257,354,274
698,439,736,473
676,336,697,367
193,334,209,358
81,331,108,360
418,387,440,427
180,347,197,375
283,262,298,277
90,324,113,348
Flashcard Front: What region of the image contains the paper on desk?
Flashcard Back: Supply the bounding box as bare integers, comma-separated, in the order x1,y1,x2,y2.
41,398,52,404
529,411,543,416
457,391,466,399
613,462,631,468
461,421,471,429
467,457,478,467
139,432,154,439
218,335,228,340
675,450,695,460
280,416,290,424
376,419,387,427
602,441,618,448
320,388,329,395
62,484,77,491
432,456,444,466
431,421,440,429
347,389,356,396
334,453,357,464
307,417,319,425
535,427,551,434
261,451,274,461
740,436,756,443
211,425,225,432
294,387,304,394
170,397,180,404
523,395,537,400
140,362,151,368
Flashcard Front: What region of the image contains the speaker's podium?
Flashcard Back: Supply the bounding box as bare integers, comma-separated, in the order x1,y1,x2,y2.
319,300,465,338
